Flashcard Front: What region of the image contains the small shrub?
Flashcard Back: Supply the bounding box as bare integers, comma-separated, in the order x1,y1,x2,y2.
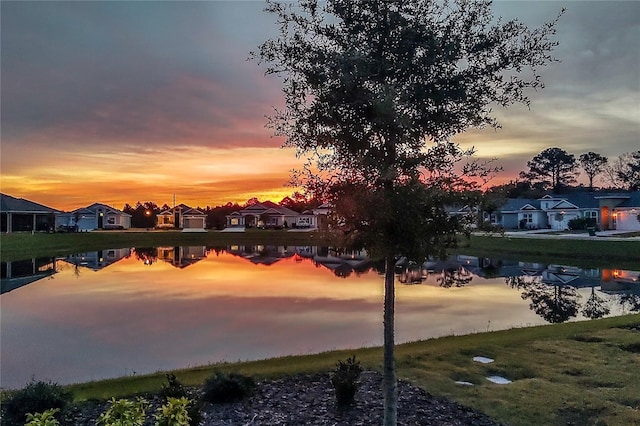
330,355,363,405
201,372,255,404
568,217,597,230
160,373,187,399
154,397,191,426
97,398,147,426
1,380,71,426
25,408,61,426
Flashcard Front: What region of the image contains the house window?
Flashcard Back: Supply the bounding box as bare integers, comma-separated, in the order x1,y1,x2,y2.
584,211,597,220
522,213,533,223
107,217,116,225
490,214,498,224
230,218,239,225
162,216,171,224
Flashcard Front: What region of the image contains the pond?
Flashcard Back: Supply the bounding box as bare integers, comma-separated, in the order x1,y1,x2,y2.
1,245,639,390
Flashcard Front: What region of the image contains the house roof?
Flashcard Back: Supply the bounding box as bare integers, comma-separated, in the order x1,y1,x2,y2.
158,204,204,216
500,198,540,212
84,203,131,216
0,193,60,213
617,191,640,208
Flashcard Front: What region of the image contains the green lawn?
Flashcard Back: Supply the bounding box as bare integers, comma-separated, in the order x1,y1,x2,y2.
62,314,640,426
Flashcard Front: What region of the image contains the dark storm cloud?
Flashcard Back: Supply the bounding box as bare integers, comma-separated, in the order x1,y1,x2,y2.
1,1,280,148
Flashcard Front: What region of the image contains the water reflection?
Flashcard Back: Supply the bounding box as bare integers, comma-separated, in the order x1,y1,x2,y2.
1,246,639,389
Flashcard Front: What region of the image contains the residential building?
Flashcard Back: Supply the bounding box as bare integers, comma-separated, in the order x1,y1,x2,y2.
1,193,59,233
55,203,131,231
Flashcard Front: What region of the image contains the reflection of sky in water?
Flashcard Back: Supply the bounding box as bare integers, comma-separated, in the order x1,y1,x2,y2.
1,247,637,389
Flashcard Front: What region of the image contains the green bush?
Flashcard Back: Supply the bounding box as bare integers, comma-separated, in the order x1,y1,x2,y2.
24,408,61,426
154,397,191,426
201,372,255,404
0,380,71,426
160,373,187,400
97,398,147,426
568,217,597,230
330,355,363,405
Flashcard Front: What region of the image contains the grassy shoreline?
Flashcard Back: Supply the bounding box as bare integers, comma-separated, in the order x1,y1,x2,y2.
58,314,640,425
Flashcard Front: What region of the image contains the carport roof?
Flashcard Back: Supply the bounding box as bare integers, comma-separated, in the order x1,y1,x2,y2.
0,193,59,213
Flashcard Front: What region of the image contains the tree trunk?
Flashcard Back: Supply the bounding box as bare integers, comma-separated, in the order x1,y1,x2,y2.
383,255,398,425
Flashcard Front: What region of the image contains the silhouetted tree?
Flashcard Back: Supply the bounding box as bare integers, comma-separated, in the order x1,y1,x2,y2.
521,282,580,323
578,152,608,190
520,147,577,191
581,286,610,319
605,151,640,191
255,1,562,423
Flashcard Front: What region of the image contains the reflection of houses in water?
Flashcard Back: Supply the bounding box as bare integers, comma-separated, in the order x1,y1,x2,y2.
157,246,208,268
226,245,298,265
312,249,370,278
225,245,371,277
541,265,601,289
63,248,131,271
600,269,640,295
1,257,57,294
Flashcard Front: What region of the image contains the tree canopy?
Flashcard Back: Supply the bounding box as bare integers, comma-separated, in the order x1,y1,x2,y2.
255,1,562,424
578,151,608,190
519,147,577,191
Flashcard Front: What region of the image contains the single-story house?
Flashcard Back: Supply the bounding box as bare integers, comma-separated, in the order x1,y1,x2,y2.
486,191,640,231
225,201,304,229
1,193,59,233
55,203,131,231
157,204,206,232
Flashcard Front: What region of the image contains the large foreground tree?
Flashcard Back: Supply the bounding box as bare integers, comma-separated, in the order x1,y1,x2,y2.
254,1,561,424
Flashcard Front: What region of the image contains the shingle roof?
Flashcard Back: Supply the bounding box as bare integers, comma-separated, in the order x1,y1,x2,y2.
0,193,59,213
500,198,540,212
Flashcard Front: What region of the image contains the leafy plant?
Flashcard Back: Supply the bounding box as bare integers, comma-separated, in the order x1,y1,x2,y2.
0,380,71,426
201,371,255,404
160,373,187,399
97,398,147,426
330,355,363,405
154,397,191,426
25,408,61,426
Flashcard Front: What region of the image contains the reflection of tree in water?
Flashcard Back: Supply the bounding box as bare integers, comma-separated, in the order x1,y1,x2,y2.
505,276,580,323
617,294,640,313
134,247,158,265
437,267,472,288
581,286,610,319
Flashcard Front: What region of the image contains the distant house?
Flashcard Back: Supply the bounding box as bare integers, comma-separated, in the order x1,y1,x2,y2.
156,204,206,232
1,193,60,233
55,203,131,231
225,201,304,229
488,191,640,231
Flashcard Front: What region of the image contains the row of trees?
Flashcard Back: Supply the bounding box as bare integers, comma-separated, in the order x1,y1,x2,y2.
519,147,640,192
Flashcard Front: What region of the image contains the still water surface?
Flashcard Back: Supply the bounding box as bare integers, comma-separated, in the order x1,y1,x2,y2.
1,245,638,389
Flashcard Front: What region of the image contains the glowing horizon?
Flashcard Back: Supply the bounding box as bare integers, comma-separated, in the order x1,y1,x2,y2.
1,1,638,212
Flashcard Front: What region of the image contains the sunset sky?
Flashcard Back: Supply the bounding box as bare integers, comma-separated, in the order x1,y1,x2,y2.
1,1,639,211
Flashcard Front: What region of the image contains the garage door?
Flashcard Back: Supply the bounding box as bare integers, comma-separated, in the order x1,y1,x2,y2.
184,218,203,228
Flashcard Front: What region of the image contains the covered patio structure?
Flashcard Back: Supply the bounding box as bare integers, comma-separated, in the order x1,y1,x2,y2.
1,193,59,233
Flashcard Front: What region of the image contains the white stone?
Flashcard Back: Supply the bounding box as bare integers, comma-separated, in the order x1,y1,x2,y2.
486,376,512,384
455,381,475,386
473,356,494,364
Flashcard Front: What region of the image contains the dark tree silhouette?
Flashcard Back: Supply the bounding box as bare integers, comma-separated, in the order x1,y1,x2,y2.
581,286,610,319
578,152,608,190
520,147,578,191
255,1,562,423
521,282,580,323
